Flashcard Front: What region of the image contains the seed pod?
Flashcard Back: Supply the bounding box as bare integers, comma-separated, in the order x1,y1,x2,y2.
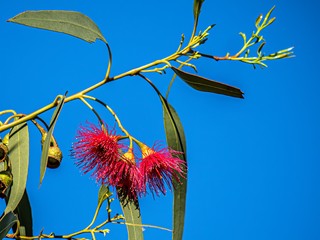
47,145,63,169
41,133,63,169
0,171,13,198
0,143,9,162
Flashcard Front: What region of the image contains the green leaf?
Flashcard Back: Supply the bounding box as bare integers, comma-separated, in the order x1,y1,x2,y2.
120,199,144,240
139,74,187,240
172,67,244,98
8,10,107,43
161,100,187,240
193,0,205,20
13,190,33,236
40,95,65,185
5,122,29,214
0,212,18,240
97,185,112,212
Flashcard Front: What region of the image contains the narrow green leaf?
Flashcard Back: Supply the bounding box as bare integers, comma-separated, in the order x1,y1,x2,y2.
5,122,29,214
139,74,187,240
193,0,205,21
0,212,18,240
40,95,65,185
120,199,144,240
161,99,187,240
192,0,205,37
255,14,263,28
172,67,244,98
13,190,33,236
239,32,246,45
8,10,107,43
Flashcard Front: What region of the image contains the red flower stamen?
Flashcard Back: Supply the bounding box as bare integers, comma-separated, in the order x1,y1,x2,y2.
139,143,186,196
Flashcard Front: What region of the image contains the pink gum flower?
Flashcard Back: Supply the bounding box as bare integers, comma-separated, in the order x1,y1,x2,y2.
71,123,142,202
98,150,143,202
139,144,186,196
71,123,124,180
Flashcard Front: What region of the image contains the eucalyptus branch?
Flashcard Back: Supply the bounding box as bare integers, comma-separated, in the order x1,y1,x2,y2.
0,25,209,134
198,6,294,67
10,208,121,240
0,3,295,240
166,57,194,99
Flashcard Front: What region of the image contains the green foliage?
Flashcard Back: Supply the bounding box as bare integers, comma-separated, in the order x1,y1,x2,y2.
6,122,29,214
8,10,107,43
0,2,294,240
0,212,18,239
162,102,187,240
11,191,33,237
40,95,65,185
98,185,112,207
208,6,294,67
172,67,244,98
120,200,144,240
193,0,205,20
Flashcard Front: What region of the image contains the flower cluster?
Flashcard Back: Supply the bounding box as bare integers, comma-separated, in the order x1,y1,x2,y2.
71,123,186,202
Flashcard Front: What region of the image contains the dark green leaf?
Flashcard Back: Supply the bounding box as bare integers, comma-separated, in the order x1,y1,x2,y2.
5,122,29,214
172,67,244,98
161,100,187,240
40,95,65,185
13,190,33,236
8,10,107,43
0,212,18,240
120,199,144,240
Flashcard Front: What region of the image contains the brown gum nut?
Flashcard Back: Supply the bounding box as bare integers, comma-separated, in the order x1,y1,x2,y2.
47,146,63,169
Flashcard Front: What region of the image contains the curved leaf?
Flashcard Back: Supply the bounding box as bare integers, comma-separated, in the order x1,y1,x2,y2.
13,190,33,236
120,198,144,240
98,185,112,205
161,99,187,240
96,185,112,213
0,212,18,240
8,10,107,43
40,95,65,185
139,74,187,240
172,67,244,98
5,122,29,214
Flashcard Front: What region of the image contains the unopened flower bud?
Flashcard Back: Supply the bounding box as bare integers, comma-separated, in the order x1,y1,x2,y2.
47,145,63,169
0,171,13,198
0,143,9,162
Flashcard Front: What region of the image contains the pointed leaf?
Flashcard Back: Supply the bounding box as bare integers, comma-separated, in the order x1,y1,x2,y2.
120,199,144,240
161,99,187,240
172,67,244,98
5,122,29,214
193,0,205,20
8,10,107,43
40,95,65,185
96,185,112,213
140,74,187,240
0,212,18,239
98,185,112,205
13,190,33,236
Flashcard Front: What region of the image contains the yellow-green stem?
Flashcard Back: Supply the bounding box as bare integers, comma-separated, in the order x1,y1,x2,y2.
0,31,205,133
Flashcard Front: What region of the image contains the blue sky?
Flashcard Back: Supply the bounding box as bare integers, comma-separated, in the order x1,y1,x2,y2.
1,1,319,240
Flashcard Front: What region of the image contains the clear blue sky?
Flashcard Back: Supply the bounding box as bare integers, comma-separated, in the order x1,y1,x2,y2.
1,1,319,240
